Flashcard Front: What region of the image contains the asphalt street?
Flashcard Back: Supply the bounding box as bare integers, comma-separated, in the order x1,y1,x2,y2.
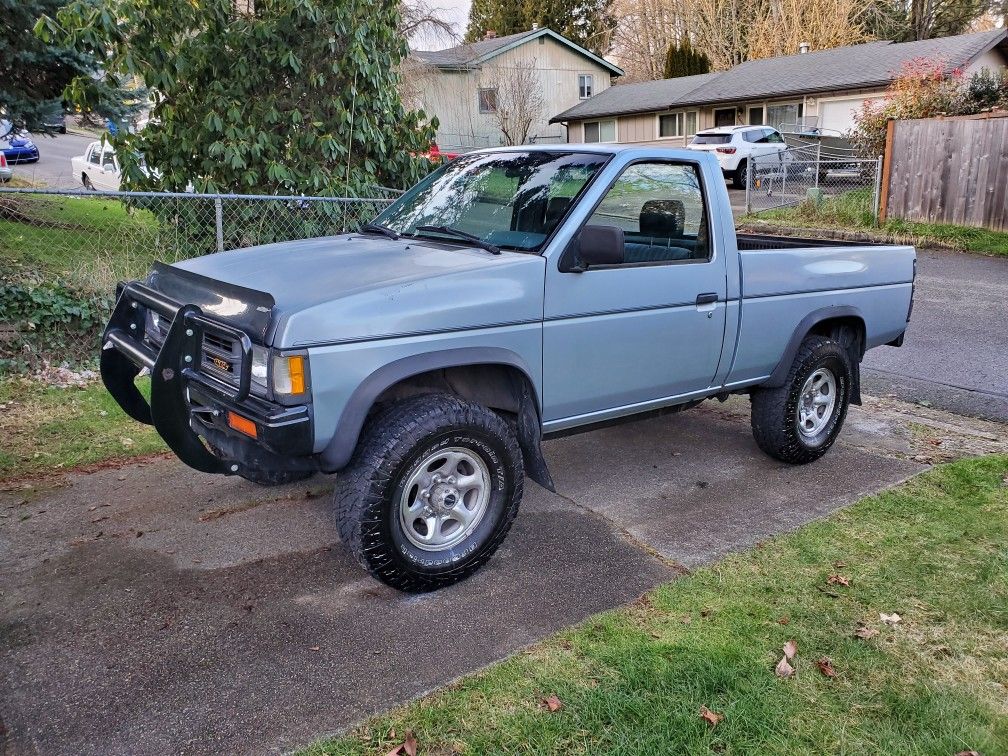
8,131,94,189
862,247,1008,422
6,393,1008,754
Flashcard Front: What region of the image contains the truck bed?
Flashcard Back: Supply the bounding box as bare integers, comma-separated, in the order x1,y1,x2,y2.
725,238,916,386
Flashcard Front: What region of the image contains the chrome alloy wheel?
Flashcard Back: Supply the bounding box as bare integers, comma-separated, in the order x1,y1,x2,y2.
399,447,491,551
796,368,837,438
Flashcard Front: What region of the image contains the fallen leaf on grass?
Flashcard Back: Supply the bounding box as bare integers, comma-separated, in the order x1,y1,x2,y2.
777,616,790,625
816,657,837,678
783,640,797,660
699,705,724,726
880,612,902,625
955,751,980,756
854,626,879,640
827,574,850,586
541,694,563,712
385,730,417,756
775,656,795,678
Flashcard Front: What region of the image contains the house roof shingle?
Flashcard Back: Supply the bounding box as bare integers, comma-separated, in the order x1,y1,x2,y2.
413,27,624,75
551,28,1008,122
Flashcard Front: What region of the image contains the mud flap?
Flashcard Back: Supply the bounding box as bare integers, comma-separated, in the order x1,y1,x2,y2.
515,379,556,493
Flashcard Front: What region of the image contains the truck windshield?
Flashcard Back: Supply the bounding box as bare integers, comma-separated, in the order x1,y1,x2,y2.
373,151,609,253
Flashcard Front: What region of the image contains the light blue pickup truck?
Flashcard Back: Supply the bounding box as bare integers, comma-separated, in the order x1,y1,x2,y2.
101,145,916,591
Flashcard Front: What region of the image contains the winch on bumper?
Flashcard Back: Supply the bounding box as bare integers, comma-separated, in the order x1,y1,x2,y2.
99,276,317,478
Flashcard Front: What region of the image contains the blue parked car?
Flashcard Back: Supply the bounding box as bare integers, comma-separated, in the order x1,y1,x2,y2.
1,134,40,164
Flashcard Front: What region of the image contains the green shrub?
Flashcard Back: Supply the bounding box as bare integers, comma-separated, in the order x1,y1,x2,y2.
0,276,112,373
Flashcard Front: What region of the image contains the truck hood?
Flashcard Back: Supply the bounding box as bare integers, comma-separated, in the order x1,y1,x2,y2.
170,234,546,347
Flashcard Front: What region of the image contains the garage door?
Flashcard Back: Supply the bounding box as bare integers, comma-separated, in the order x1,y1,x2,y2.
818,96,878,135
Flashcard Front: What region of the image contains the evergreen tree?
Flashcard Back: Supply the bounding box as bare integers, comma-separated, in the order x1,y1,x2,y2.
465,0,614,55
0,0,132,134
663,39,712,79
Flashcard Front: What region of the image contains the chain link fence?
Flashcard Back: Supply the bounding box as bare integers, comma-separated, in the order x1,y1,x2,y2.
0,188,397,372
745,145,883,222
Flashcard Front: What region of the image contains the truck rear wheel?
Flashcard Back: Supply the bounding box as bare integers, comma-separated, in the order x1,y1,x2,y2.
334,393,524,592
750,335,852,464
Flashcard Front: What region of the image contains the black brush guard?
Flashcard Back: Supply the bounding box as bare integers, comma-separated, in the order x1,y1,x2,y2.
100,278,315,477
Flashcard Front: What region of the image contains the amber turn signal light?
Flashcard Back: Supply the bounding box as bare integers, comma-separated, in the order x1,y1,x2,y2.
227,411,257,439
287,355,306,395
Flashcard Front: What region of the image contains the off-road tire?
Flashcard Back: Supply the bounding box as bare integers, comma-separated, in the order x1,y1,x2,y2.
750,335,852,464
334,393,524,592
238,469,314,486
732,160,748,189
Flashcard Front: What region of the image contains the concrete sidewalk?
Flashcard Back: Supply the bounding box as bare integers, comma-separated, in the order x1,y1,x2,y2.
2,395,1005,755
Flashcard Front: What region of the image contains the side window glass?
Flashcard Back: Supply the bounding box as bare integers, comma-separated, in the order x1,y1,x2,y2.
586,162,711,265
88,145,101,165
102,148,116,169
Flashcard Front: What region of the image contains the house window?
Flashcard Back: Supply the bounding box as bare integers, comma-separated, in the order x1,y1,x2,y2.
578,74,594,99
714,107,736,127
766,102,802,130
583,119,615,143
748,106,764,125
659,111,698,138
478,88,498,114
659,113,684,138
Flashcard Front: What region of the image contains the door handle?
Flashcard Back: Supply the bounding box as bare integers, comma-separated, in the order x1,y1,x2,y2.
696,292,718,306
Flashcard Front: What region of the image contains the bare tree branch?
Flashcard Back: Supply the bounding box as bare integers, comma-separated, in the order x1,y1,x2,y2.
478,60,547,146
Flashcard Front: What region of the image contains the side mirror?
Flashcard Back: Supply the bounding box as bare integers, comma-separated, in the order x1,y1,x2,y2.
577,224,624,269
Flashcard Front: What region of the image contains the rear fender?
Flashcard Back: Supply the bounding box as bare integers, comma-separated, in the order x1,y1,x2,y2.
763,306,865,405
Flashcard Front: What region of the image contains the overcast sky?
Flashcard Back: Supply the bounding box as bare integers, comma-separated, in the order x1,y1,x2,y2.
412,0,472,50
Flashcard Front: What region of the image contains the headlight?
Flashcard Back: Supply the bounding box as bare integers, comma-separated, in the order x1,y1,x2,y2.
272,354,307,397
250,346,269,394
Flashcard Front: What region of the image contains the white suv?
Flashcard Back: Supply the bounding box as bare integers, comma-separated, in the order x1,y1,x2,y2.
687,126,789,188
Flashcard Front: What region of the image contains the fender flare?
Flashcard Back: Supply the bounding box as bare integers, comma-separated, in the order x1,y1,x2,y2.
762,305,865,392
319,347,549,482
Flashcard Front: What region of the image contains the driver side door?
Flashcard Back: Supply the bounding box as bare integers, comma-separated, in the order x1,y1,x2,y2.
541,160,728,428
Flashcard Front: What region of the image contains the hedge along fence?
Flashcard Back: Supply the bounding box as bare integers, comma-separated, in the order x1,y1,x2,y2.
0,188,395,373
879,111,1008,231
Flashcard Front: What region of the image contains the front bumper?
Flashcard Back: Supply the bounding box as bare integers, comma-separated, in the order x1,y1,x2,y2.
100,280,317,477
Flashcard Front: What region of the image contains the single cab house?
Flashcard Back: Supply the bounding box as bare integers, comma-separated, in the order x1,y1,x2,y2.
411,28,623,152
552,28,1008,147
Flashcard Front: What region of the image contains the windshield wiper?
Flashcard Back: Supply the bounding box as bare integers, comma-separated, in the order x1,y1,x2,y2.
359,222,400,240
415,225,500,255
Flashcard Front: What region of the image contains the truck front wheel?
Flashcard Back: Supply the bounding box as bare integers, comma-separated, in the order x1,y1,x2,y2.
334,393,524,592
750,335,852,464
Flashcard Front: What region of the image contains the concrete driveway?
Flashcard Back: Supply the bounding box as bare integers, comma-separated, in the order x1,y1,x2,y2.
4,393,1006,755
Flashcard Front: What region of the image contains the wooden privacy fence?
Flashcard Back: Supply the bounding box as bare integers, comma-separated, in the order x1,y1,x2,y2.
879,112,1008,231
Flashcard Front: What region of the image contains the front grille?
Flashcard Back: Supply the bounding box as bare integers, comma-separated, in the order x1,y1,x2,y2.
144,309,243,387
201,332,241,384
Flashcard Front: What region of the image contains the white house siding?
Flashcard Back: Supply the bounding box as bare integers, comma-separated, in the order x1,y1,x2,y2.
967,49,1005,75
417,37,615,151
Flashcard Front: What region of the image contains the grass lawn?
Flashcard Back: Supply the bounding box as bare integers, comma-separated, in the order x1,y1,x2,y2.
0,192,162,291
306,456,1008,755
749,190,1008,257
0,377,165,481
